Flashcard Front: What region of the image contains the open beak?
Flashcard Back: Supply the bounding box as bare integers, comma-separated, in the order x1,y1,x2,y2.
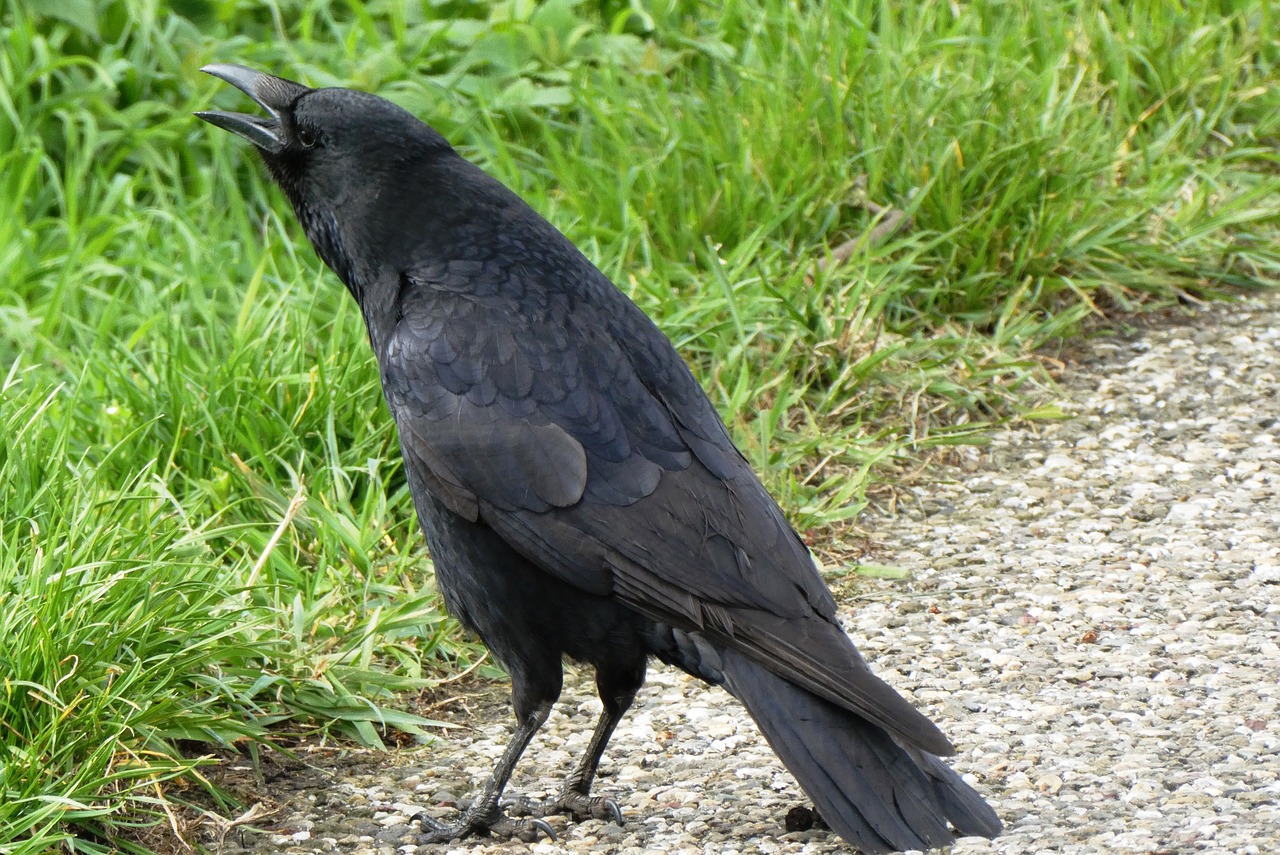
195,64,311,152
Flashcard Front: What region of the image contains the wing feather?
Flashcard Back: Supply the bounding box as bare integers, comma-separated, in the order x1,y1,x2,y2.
381,262,950,754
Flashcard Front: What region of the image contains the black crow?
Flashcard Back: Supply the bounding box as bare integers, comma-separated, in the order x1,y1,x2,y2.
196,64,1001,852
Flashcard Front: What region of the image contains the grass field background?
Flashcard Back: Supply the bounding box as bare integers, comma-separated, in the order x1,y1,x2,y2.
2,0,1277,850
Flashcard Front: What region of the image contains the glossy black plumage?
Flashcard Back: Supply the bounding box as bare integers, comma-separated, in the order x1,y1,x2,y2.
197,64,1001,853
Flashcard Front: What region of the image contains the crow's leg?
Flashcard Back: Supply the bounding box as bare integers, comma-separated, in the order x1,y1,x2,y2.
507,663,642,825
416,668,561,843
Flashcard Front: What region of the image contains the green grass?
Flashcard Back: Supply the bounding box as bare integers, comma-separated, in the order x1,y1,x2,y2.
2,0,1278,850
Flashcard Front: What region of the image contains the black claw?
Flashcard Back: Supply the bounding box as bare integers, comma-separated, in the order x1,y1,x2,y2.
531,818,557,842
605,798,624,826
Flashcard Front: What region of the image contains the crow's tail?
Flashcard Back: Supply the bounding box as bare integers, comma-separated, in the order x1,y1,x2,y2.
718,646,1002,853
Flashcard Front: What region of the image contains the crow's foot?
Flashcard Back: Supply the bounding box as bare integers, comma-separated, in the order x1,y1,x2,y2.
504,790,624,825
413,805,556,844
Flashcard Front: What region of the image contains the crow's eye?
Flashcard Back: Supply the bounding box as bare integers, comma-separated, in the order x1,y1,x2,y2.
297,127,318,148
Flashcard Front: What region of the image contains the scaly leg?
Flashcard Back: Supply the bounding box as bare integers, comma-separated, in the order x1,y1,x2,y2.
507,666,640,824
415,700,557,843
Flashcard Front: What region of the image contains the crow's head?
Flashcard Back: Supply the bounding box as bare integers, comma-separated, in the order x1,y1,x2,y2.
196,64,457,286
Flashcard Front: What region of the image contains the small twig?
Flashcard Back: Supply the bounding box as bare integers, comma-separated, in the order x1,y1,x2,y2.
862,206,912,246
799,451,839,487
418,694,471,715
200,802,277,850
817,208,912,273
247,483,307,587
808,175,913,280
1170,285,1208,307
439,650,490,685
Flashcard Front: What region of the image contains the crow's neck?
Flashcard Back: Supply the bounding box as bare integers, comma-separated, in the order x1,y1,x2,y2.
292,204,388,351
301,208,360,295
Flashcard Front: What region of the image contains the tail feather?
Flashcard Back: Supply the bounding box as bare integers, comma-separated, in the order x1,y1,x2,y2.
719,646,1001,853
910,748,1005,839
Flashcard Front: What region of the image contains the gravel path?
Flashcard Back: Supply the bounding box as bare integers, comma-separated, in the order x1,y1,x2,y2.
222,293,1280,855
